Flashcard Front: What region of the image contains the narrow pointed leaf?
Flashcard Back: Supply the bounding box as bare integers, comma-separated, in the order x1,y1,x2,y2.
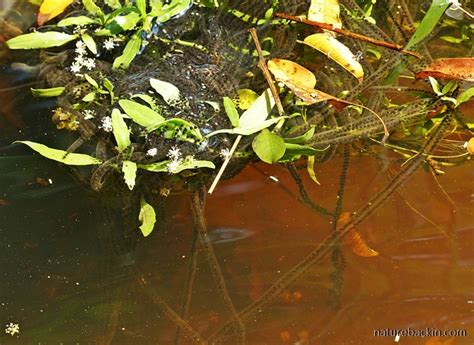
6,32,77,49
111,108,131,151
119,99,164,128
223,97,240,127
31,87,65,97
112,34,142,69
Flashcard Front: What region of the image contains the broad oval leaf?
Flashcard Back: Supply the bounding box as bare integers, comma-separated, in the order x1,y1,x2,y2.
304,33,364,82
119,99,164,129
268,59,317,89
15,141,102,165
57,16,98,27
139,196,156,237
111,108,131,151
252,129,286,164
150,78,181,105
416,58,474,82
37,0,74,26
239,88,276,129
308,0,342,29
122,160,137,190
6,32,78,50
233,89,258,110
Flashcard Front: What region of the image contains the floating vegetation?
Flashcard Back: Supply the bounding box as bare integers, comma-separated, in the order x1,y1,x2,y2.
1,0,473,343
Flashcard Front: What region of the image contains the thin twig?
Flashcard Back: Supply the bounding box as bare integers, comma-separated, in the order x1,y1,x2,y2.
249,28,285,117
208,135,242,194
274,13,422,58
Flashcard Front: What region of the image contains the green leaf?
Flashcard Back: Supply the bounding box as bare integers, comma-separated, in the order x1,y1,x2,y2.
83,0,104,17
6,32,77,49
104,0,121,9
81,34,97,55
95,12,141,36
84,74,99,89
122,160,137,190
15,141,102,165
223,97,240,127
283,143,317,156
148,118,203,142
428,76,441,95
456,87,474,107
252,129,286,164
149,78,181,105
139,196,156,237
112,33,142,69
152,0,192,22
239,88,275,128
284,127,315,144
111,108,131,151
119,99,164,128
103,78,115,102
405,0,450,50
57,16,98,27
208,117,286,136
131,94,157,110
82,92,96,102
31,87,65,97
139,159,215,173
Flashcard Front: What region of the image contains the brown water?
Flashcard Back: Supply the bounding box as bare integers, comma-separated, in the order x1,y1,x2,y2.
1,2,474,345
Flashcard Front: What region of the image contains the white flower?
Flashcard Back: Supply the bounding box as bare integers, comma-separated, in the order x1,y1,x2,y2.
219,148,231,160
5,323,19,336
99,116,113,132
84,58,96,71
83,109,95,120
76,40,86,49
147,148,158,157
104,38,116,51
167,145,181,160
167,159,182,174
70,62,82,74
75,46,87,56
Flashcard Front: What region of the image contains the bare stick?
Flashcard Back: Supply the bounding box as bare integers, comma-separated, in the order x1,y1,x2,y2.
208,135,242,194
275,13,422,58
249,28,285,117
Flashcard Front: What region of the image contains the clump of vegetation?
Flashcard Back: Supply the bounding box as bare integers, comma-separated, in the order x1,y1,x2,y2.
4,0,473,239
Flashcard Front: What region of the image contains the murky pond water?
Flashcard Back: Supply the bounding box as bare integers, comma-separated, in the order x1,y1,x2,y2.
1,1,473,345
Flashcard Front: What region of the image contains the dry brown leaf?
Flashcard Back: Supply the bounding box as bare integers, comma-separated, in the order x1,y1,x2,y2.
267,59,317,89
416,58,474,82
338,212,380,257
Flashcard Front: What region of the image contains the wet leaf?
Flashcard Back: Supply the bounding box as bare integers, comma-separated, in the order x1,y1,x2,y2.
6,32,77,49
223,97,240,127
37,0,74,26
122,160,137,190
139,196,156,237
267,59,316,89
111,109,131,151
284,127,315,144
95,12,141,36
150,78,181,105
113,33,142,69
307,0,342,28
81,34,97,55
139,159,215,173
152,0,192,22
119,99,164,128
31,87,65,97
338,212,379,257
252,129,286,164
233,89,258,110
416,58,474,82
306,155,320,185
303,33,364,82
457,87,474,106
14,141,102,165
57,16,98,27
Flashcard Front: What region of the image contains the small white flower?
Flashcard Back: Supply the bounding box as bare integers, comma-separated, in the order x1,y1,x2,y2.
76,40,86,49
167,145,182,160
167,159,182,174
84,58,96,71
219,148,231,160
83,109,95,120
99,116,113,132
147,148,158,157
104,38,116,51
5,323,20,336
75,46,87,56
70,62,82,74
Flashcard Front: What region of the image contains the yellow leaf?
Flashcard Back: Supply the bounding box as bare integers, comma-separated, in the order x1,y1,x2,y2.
338,212,380,257
267,59,317,89
37,0,74,26
233,89,258,110
466,137,474,154
304,33,364,82
308,0,342,29
306,156,320,185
